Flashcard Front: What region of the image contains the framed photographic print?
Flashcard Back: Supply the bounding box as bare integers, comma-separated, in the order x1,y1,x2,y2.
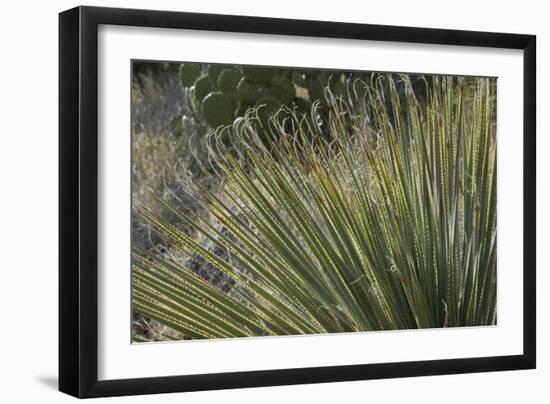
59,6,536,398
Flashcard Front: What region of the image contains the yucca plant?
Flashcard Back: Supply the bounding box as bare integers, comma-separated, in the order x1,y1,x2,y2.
132,73,497,340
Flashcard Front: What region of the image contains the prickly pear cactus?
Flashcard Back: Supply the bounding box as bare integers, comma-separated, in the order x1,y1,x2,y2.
207,64,226,84
194,75,215,102
217,69,243,100
237,78,269,106
270,75,295,104
179,63,202,87
241,66,274,85
201,92,235,128
178,62,355,132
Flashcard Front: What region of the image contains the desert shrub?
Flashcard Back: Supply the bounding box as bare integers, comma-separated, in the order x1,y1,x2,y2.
131,63,214,339
132,65,192,137
132,74,496,340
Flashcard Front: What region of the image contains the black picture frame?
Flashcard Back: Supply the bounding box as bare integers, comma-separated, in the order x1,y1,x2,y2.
59,5,536,398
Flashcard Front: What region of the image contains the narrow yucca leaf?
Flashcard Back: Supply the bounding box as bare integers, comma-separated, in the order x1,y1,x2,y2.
132,74,497,340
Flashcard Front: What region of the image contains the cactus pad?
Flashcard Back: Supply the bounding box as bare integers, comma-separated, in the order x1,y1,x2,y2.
187,86,202,117
207,65,227,84
237,78,270,105
201,92,236,128
241,66,274,84
270,75,296,104
193,75,215,102
179,63,202,87
217,69,242,99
